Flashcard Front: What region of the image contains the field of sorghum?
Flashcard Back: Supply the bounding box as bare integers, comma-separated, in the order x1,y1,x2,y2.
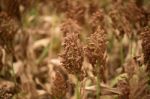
0,0,150,99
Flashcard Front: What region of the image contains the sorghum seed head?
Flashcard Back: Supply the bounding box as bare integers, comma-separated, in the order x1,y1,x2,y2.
0,12,19,51
48,0,70,13
66,1,86,24
109,0,147,37
117,79,130,99
85,26,106,66
90,10,104,31
141,26,150,71
0,0,20,21
61,19,81,36
84,26,107,82
51,69,68,98
0,86,13,99
61,33,84,79
0,47,3,70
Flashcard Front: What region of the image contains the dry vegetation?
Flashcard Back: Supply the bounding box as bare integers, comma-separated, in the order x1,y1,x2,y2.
0,0,150,99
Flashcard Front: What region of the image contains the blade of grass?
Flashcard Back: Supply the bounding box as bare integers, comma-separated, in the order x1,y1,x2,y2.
36,43,51,64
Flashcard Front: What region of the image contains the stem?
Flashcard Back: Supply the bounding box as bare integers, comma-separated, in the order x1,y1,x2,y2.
76,79,81,99
96,61,101,99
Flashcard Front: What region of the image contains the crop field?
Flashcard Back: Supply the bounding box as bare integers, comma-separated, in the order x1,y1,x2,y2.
0,0,150,99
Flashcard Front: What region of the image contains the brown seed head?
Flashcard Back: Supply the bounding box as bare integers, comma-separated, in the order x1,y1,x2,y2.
0,87,13,99
48,0,70,13
0,47,3,70
109,10,132,37
66,1,86,24
123,59,137,77
61,33,84,79
141,26,150,71
88,1,99,15
0,12,19,50
85,26,107,82
109,1,147,37
51,70,68,98
85,26,106,66
0,0,20,21
90,10,104,31
117,79,130,99
61,19,81,36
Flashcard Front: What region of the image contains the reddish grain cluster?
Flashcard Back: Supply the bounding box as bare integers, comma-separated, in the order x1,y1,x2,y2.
61,33,84,79
141,27,150,71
